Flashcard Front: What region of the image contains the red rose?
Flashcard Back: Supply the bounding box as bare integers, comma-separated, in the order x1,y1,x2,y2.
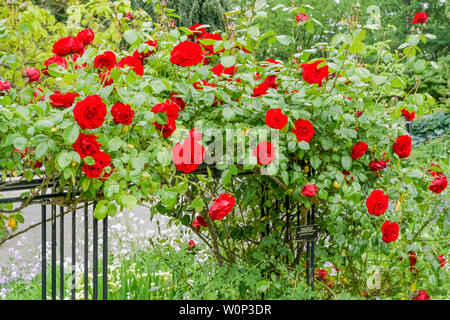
211,63,236,77
355,110,363,118
369,158,389,172
52,36,84,56
251,81,270,97
170,41,204,67
366,190,389,216
125,12,134,21
315,269,333,288
296,13,309,22
172,130,205,173
152,100,180,138
22,67,41,83
199,33,224,55
187,240,196,251
393,135,412,159
381,220,399,244
192,215,207,230
208,193,235,221
73,95,107,129
99,70,113,86
117,56,144,76
265,109,288,129
351,141,368,160
412,290,429,300
76,29,94,46
72,133,101,158
401,108,415,121
0,81,11,94
428,176,447,194
253,141,275,165
428,163,443,177
49,91,79,108
300,60,329,86
438,255,446,267
29,88,44,104
264,75,278,89
169,92,186,111
94,51,117,70
111,102,134,125
133,39,158,60
412,12,428,24
408,251,417,266
302,184,318,196
188,24,207,40
292,119,314,142
82,151,112,179
42,56,67,76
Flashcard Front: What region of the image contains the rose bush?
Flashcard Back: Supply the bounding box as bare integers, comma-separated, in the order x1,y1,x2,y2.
0,0,448,300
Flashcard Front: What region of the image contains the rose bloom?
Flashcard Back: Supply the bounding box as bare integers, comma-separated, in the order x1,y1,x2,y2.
187,24,207,40
299,60,329,86
76,28,94,46
187,240,196,251
125,12,134,21
253,141,275,166
438,255,446,268
117,56,144,76
401,108,415,121
296,13,309,22
52,36,84,56
111,102,134,125
381,220,399,244
133,39,158,61
172,136,205,174
412,290,429,300
151,100,180,138
199,33,224,55
82,151,112,179
351,141,368,160
265,109,288,129
428,176,447,194
99,70,113,86
408,251,417,266
170,40,203,67
292,119,314,142
169,92,186,111
49,91,79,108
428,163,443,177
0,81,11,94
302,184,318,196
369,153,390,172
22,67,41,83
366,190,389,216
251,81,270,97
73,95,107,129
211,63,236,77
393,135,412,159
42,56,67,76
412,12,428,24
72,133,101,158
355,110,363,118
94,51,117,70
192,215,207,230
209,193,235,221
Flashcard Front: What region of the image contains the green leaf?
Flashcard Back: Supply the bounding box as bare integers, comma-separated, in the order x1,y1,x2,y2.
63,125,79,145
222,107,235,120
220,56,235,68
341,155,352,170
108,137,122,152
310,155,321,170
124,29,138,45
94,200,109,220
57,151,72,169
298,141,310,150
13,137,27,151
157,151,171,167
189,196,204,212
35,142,48,159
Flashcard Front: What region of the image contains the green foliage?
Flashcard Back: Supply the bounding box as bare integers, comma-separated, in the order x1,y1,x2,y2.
411,112,450,144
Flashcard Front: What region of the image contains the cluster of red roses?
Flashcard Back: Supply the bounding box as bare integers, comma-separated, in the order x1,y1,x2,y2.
314,269,333,289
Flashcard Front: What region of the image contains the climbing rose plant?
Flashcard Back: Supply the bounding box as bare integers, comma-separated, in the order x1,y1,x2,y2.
0,1,447,300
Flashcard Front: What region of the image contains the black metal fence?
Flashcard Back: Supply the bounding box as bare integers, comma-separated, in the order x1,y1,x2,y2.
1,166,319,300
0,179,108,300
